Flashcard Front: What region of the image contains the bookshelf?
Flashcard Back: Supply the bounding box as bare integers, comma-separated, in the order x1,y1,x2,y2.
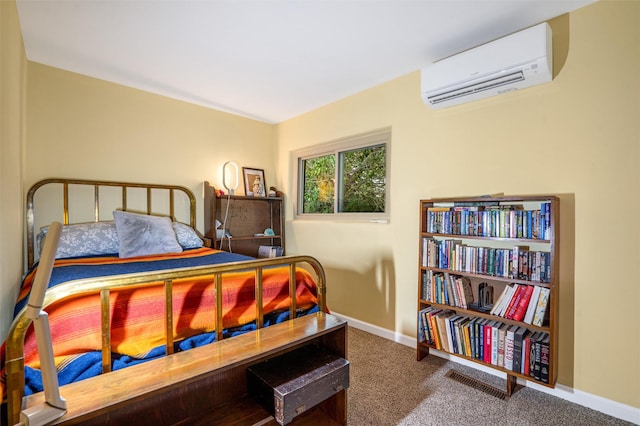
204,181,285,257
417,195,558,397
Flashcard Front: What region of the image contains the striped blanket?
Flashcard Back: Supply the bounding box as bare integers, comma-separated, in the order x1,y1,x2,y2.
1,247,319,399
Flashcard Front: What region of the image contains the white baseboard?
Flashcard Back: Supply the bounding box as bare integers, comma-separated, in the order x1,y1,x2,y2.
333,312,640,425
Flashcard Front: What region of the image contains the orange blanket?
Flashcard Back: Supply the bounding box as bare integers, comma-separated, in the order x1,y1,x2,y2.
1,248,318,398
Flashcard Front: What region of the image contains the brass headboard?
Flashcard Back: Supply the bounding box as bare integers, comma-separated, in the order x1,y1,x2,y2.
26,178,197,269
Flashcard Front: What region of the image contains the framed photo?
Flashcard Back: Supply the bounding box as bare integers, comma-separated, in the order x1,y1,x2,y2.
243,167,266,197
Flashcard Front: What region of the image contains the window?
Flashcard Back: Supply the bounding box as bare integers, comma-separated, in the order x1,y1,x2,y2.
294,129,390,221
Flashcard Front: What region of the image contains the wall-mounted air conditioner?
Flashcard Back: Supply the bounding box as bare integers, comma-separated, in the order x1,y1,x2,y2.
421,22,552,109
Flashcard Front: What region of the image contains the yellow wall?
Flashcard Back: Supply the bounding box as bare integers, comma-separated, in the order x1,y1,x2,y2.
1,0,638,414
0,0,27,342
278,0,639,408
25,63,276,235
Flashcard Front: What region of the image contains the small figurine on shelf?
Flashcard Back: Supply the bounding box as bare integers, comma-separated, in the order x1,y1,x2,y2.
268,186,284,198
216,189,225,197
252,176,265,197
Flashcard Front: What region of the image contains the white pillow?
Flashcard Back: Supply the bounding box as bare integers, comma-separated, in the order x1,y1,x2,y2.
113,210,183,258
38,222,120,259
38,219,202,259
172,222,203,249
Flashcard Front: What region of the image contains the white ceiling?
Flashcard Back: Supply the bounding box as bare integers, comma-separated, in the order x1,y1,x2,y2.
16,0,596,124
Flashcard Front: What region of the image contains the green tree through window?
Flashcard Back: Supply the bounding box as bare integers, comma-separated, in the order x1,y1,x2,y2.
303,154,335,213
340,144,386,213
297,130,389,219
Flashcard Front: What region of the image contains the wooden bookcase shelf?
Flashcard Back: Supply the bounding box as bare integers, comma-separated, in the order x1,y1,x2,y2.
204,181,285,258
417,195,559,397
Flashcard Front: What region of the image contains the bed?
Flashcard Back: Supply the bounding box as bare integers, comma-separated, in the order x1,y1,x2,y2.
1,178,347,425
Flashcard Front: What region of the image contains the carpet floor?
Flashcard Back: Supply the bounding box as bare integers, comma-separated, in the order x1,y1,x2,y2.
346,327,634,426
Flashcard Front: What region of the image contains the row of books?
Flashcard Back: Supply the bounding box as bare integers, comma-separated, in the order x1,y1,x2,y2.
490,283,550,326
420,270,550,326
418,307,550,383
425,202,551,240
421,271,474,309
422,237,551,283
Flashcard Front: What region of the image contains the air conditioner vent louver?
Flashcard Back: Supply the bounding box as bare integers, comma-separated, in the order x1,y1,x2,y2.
421,23,552,109
428,71,525,105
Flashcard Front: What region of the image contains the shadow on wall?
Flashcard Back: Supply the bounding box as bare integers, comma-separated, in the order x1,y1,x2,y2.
323,256,396,332
557,193,575,388
549,13,570,79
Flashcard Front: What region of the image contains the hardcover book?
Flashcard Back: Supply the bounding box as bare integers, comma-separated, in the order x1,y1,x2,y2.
505,285,526,319
491,322,501,366
523,285,542,324
512,327,528,373
528,331,541,378
504,325,517,371
522,333,531,376
540,333,551,383
497,324,507,367
483,321,495,364
499,284,519,317
511,285,534,321
532,287,551,326
436,310,456,353
447,315,461,354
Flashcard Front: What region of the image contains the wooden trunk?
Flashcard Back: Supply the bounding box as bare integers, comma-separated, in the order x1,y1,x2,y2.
247,347,349,425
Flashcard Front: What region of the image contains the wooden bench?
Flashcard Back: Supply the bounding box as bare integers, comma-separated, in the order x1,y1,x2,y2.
21,313,347,425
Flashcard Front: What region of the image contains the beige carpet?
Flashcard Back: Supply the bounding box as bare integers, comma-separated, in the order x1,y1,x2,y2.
346,327,634,426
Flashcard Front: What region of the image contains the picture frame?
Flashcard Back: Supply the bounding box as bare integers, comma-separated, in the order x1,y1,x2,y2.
243,167,266,197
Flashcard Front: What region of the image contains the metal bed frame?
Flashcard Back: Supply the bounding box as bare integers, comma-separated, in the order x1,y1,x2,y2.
6,178,327,425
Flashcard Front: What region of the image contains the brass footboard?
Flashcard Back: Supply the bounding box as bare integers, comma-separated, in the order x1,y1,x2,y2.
5,255,326,425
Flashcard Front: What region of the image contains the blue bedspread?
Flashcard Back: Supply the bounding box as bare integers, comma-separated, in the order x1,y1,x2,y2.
3,247,320,400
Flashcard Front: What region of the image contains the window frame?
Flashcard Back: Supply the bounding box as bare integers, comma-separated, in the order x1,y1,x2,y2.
293,128,391,222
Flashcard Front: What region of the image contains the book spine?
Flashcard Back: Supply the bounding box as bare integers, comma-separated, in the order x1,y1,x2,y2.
512,285,534,321
449,316,460,354
522,334,531,376
540,335,550,384
528,332,539,378
532,287,551,326
483,322,493,364
421,308,433,345
477,320,485,361
491,324,499,366
505,285,524,319
446,315,458,353
499,284,519,317
512,246,519,279
533,335,542,381
523,285,542,324
512,328,526,373
469,319,477,358
436,312,452,352
497,325,506,367
429,310,442,350
463,321,472,357
544,202,551,241
504,326,515,371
